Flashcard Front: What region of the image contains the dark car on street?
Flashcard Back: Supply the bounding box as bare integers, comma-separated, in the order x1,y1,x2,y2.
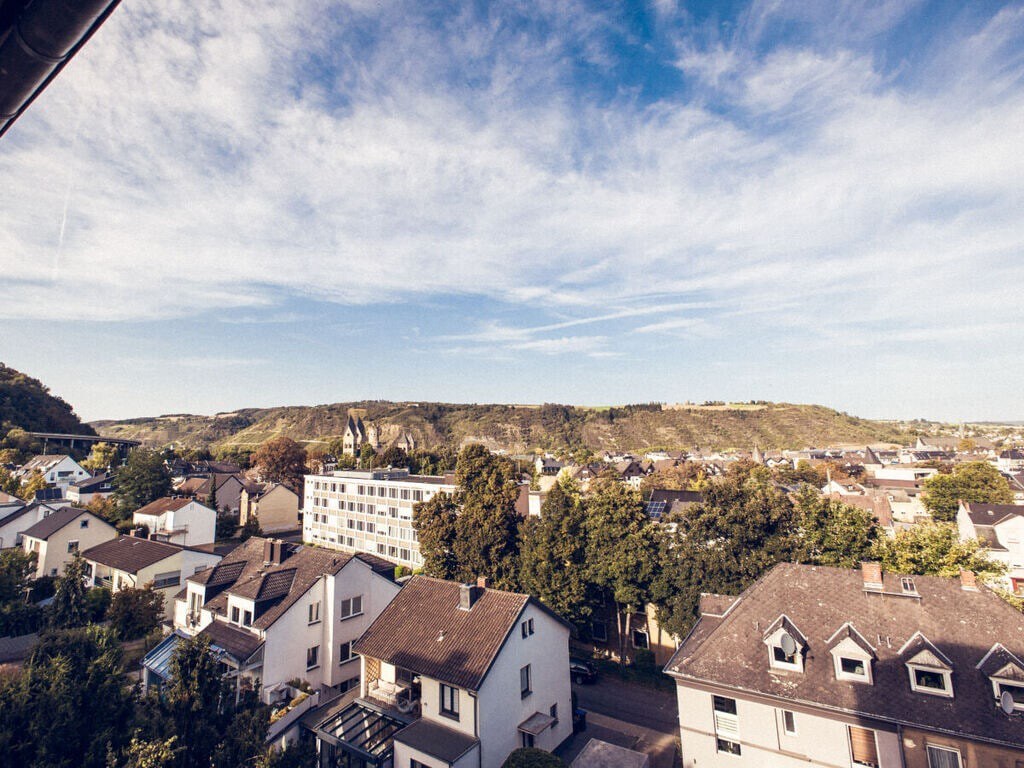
570,657,598,685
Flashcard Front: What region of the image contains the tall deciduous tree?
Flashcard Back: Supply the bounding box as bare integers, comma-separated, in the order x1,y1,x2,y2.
871,521,1005,580
451,444,522,589
793,486,877,567
115,449,172,519
652,467,796,639
50,553,91,629
107,585,164,640
519,482,590,624
83,442,118,473
922,461,1014,522
252,437,307,487
412,491,460,579
584,477,659,662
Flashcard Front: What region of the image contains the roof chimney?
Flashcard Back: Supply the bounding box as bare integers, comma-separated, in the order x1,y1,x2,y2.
861,562,883,591
476,576,490,589
459,583,483,610
959,569,979,591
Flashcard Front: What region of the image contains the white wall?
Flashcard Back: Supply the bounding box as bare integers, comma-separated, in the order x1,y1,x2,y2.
24,512,115,578
475,602,573,768
675,685,902,768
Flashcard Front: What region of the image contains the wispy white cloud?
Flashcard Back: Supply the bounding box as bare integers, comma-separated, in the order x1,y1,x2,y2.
0,0,1021,364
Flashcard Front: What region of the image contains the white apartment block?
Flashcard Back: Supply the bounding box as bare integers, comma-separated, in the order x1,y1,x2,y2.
303,469,456,570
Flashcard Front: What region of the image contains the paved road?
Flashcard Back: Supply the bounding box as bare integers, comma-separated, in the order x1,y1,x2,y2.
572,675,677,735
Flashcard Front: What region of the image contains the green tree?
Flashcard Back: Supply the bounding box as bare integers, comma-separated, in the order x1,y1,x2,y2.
872,521,1005,580
0,546,36,602
519,482,590,624
156,634,232,768
652,468,796,639
19,470,48,501
107,585,164,640
501,748,567,767
204,477,219,512
49,554,91,629
83,442,119,473
239,515,262,541
256,741,318,768
451,444,522,589
0,626,137,768
584,477,659,663
358,442,377,468
413,491,460,580
376,445,409,469
793,487,877,567
211,705,269,768
252,437,307,487
114,449,172,519
922,462,1014,522
216,508,239,540
107,737,181,768
0,465,21,496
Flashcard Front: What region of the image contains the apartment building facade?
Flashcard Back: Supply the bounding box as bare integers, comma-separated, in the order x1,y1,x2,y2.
303,468,456,570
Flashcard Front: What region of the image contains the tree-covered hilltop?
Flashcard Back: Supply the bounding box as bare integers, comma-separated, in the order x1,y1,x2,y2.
0,363,95,436
92,400,917,454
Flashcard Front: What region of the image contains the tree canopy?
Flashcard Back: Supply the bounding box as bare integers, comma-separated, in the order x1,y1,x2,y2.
872,521,1005,580
114,449,172,519
252,437,307,487
922,461,1014,522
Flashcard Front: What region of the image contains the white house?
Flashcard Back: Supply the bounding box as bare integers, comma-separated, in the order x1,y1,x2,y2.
82,535,222,618
665,563,1024,768
66,473,115,505
0,500,65,550
157,537,400,705
957,501,1024,595
133,496,217,547
21,507,117,578
998,449,1024,473
309,576,573,768
15,454,90,492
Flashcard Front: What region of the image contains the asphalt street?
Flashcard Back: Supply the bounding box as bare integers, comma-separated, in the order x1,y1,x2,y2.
572,674,678,735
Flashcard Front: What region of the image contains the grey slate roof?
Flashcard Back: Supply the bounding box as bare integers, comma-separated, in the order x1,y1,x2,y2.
962,502,1024,527
82,535,185,573
665,562,1024,748
393,717,479,762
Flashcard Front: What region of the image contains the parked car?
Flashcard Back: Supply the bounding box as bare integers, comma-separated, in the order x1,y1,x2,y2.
570,657,598,685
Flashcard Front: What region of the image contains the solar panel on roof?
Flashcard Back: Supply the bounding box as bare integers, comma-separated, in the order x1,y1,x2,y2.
646,500,667,519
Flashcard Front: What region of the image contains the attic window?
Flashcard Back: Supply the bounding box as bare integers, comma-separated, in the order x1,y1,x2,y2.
909,666,952,697
992,680,1024,712
841,657,867,678
900,577,917,595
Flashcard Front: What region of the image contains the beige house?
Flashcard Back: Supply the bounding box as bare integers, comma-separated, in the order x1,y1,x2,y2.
21,507,117,578
239,483,300,533
82,535,222,618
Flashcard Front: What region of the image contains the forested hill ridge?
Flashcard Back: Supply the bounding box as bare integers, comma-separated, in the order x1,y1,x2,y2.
92,400,917,453
0,363,95,436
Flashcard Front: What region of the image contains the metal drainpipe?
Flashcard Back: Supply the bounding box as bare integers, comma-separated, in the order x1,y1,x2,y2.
0,0,123,137
469,690,481,768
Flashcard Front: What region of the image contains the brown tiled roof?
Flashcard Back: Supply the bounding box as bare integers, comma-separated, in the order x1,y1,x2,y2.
354,576,555,691
21,507,108,540
665,563,1024,747
134,497,193,516
200,619,264,662
82,535,185,573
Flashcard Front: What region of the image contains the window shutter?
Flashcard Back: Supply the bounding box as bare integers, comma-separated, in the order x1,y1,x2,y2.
849,726,879,766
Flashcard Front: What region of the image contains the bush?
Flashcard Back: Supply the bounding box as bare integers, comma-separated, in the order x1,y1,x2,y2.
29,575,56,602
86,587,112,622
0,601,45,635
501,748,567,768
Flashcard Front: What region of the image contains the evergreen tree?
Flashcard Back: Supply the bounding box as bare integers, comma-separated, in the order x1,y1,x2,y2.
204,477,219,512
50,553,91,629
114,449,172,519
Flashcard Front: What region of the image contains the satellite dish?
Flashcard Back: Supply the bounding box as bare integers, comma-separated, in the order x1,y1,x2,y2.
1000,690,1016,715
780,632,797,656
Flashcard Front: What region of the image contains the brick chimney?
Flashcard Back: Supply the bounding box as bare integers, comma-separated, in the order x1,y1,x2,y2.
959,569,979,591
476,576,490,589
861,562,883,591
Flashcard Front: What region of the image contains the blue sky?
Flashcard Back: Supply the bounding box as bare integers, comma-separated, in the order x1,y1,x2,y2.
1,0,1023,423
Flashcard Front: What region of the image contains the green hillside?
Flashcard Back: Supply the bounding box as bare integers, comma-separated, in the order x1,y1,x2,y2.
92,400,915,454
0,363,95,436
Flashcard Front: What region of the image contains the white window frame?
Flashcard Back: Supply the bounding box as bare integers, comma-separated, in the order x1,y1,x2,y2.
632,628,649,650
306,645,320,670
925,744,962,768
308,601,321,625
908,664,953,697
835,654,872,683
338,640,356,665
781,709,797,736
991,678,1024,712
339,595,363,620
712,695,740,756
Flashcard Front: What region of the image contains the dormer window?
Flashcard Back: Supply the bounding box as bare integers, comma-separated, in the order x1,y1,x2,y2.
763,615,806,672
900,632,954,698
909,666,952,696
992,679,1024,712
827,625,876,685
